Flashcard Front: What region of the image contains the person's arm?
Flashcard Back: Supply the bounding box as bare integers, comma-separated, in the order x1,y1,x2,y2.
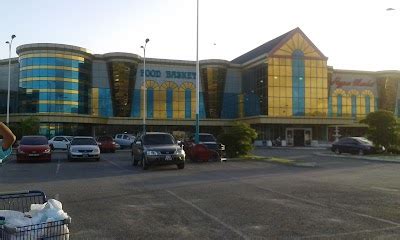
0,122,16,150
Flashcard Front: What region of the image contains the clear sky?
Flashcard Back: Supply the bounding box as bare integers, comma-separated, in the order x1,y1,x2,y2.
1,0,399,71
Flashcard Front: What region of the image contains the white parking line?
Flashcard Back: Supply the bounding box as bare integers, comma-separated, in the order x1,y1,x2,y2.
244,182,400,227
166,190,250,240
105,159,131,172
371,186,399,192
56,159,61,175
300,226,400,239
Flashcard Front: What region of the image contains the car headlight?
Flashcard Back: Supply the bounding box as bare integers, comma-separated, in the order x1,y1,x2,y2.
97,142,102,146
71,148,79,153
146,150,159,156
18,149,25,154
44,148,51,153
175,149,185,155
94,148,100,154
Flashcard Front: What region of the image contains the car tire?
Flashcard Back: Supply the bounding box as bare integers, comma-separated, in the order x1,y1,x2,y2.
142,156,149,170
177,163,185,169
334,148,341,155
358,149,364,156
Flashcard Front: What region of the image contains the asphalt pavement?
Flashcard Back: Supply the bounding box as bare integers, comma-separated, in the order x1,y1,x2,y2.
1,149,400,239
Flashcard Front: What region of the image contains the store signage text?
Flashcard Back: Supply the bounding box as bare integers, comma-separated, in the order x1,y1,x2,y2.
140,69,196,79
332,77,375,88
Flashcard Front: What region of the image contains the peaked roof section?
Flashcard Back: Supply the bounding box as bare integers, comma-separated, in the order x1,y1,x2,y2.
231,27,327,64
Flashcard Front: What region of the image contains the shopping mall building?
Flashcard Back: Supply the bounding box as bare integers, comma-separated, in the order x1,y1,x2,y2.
0,27,399,146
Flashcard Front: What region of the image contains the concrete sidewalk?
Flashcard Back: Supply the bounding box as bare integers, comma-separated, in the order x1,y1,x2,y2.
314,152,400,164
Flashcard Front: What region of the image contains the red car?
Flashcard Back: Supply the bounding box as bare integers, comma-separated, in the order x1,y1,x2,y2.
96,136,117,153
17,136,51,163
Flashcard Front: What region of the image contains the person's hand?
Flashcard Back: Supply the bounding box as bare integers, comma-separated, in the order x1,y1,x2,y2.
0,122,16,150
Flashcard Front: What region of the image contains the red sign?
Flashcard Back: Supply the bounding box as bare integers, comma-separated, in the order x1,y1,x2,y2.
332,77,375,88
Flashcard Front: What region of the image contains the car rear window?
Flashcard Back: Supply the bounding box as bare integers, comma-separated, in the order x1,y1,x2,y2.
199,134,216,142
143,134,175,145
98,136,113,141
20,136,48,145
71,138,97,145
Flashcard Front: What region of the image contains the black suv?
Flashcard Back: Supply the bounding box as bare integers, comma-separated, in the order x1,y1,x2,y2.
131,132,185,170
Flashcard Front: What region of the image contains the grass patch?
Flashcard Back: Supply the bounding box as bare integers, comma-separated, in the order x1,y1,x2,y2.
238,155,295,165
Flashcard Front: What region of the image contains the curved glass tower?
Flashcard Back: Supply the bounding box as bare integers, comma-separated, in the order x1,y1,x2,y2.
17,44,92,114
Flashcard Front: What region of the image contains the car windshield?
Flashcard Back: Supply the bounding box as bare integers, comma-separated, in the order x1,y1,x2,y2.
71,138,97,145
98,136,113,141
143,134,175,145
20,136,48,145
199,134,216,142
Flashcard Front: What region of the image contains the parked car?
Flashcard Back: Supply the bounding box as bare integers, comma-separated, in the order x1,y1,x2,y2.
184,133,225,161
68,136,100,161
17,136,51,162
131,132,185,170
48,136,73,150
331,137,384,155
114,134,135,149
96,136,117,153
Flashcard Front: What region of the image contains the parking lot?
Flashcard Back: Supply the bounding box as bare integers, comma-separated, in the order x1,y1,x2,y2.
1,149,400,239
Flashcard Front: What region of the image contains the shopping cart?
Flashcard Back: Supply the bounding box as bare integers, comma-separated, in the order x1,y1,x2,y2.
0,190,71,239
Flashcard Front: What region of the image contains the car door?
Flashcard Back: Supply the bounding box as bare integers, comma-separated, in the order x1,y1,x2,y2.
348,139,360,154
53,137,64,149
122,135,131,147
60,137,70,150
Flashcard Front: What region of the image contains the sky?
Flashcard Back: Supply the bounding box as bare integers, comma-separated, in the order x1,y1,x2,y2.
0,0,399,71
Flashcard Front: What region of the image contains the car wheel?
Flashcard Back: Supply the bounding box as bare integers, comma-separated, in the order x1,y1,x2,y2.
334,148,341,155
358,149,364,156
142,156,149,170
177,163,185,169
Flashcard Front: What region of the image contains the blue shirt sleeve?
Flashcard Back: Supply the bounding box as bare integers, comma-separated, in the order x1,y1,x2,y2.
0,146,12,161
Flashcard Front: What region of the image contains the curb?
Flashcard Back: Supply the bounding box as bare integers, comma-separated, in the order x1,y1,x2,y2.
313,152,400,164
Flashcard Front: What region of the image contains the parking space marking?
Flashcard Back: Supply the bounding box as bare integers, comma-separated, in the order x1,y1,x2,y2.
244,182,400,227
104,158,132,172
56,159,61,175
371,186,399,192
166,190,250,240
300,226,400,239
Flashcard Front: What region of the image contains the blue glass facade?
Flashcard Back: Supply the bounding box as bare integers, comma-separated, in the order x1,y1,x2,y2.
351,95,357,117
18,51,91,114
292,50,305,116
166,89,173,119
337,95,343,117
185,89,191,119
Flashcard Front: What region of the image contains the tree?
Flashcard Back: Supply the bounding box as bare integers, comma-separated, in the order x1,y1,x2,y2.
360,110,399,149
17,116,40,137
218,122,257,158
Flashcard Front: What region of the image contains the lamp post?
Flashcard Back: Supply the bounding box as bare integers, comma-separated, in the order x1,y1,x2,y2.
141,38,150,134
195,0,200,144
5,34,16,126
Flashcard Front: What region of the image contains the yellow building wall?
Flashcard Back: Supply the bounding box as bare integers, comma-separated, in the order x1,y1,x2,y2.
267,32,328,117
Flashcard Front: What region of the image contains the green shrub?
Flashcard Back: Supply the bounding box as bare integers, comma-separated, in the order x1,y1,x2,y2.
218,122,257,158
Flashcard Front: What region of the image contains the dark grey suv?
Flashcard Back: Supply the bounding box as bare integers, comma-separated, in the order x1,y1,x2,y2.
131,132,185,170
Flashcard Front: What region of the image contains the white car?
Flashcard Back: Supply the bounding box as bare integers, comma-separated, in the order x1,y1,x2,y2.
48,136,73,150
114,134,135,149
67,136,100,161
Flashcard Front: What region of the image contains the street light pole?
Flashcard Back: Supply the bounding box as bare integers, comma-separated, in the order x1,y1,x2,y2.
5,35,16,126
195,0,200,144
141,38,150,134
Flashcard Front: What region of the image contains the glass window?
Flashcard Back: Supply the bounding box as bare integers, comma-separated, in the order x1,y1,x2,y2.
55,58,64,66
39,58,47,65
32,58,40,66
39,69,47,77
48,58,56,66
351,95,357,117
166,88,173,119
27,58,33,66
365,95,371,114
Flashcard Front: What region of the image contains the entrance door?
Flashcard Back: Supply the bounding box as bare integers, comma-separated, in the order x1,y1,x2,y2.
293,130,305,146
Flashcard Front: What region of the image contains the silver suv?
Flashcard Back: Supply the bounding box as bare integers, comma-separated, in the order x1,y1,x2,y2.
114,134,135,149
